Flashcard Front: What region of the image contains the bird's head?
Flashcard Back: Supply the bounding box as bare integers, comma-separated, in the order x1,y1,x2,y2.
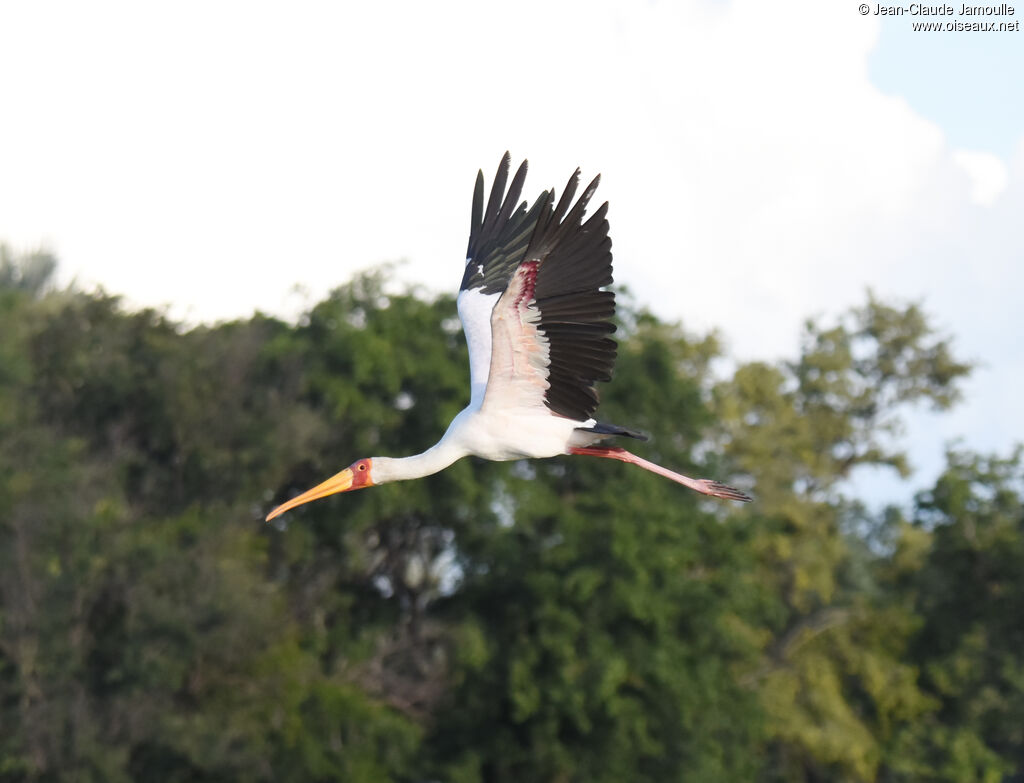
265,457,376,521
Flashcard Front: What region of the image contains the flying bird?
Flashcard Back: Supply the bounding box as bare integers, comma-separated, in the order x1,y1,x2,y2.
266,154,751,521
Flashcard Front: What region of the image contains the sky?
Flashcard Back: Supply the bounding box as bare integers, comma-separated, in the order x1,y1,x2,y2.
1,0,1021,507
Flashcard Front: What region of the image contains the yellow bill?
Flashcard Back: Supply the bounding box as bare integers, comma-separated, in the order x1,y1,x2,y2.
265,467,355,522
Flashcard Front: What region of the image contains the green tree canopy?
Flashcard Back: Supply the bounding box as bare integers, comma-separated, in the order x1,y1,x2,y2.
1,246,1020,782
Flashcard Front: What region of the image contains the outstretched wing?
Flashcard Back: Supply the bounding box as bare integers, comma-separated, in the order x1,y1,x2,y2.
482,168,616,422
457,153,549,406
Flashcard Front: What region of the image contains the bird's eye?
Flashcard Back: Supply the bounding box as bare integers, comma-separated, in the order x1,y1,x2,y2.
358,463,366,471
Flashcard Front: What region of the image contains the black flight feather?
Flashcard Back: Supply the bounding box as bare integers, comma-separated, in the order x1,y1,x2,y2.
463,153,547,296
520,169,617,422
466,157,623,424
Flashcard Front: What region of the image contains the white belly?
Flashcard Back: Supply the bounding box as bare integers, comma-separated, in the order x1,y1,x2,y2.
442,405,586,462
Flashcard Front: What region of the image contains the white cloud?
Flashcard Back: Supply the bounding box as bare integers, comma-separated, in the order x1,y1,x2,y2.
951,149,1010,206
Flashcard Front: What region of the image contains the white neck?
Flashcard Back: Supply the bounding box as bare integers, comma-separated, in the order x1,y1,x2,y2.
371,439,467,484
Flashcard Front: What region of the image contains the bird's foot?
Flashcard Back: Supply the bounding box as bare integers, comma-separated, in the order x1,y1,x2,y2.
696,479,752,502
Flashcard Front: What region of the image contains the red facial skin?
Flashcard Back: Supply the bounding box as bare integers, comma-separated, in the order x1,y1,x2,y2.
350,458,374,489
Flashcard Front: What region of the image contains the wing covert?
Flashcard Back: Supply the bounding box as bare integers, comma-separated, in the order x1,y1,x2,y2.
482,167,617,422
459,153,549,407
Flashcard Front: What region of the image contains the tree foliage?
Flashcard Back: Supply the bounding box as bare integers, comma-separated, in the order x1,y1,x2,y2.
0,245,1020,782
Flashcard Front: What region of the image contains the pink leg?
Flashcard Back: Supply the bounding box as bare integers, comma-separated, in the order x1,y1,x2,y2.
569,446,752,503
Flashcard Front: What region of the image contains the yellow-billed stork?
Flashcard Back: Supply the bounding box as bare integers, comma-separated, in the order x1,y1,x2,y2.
266,154,751,521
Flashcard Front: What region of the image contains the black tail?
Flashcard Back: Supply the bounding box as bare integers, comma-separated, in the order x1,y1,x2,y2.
578,420,649,441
